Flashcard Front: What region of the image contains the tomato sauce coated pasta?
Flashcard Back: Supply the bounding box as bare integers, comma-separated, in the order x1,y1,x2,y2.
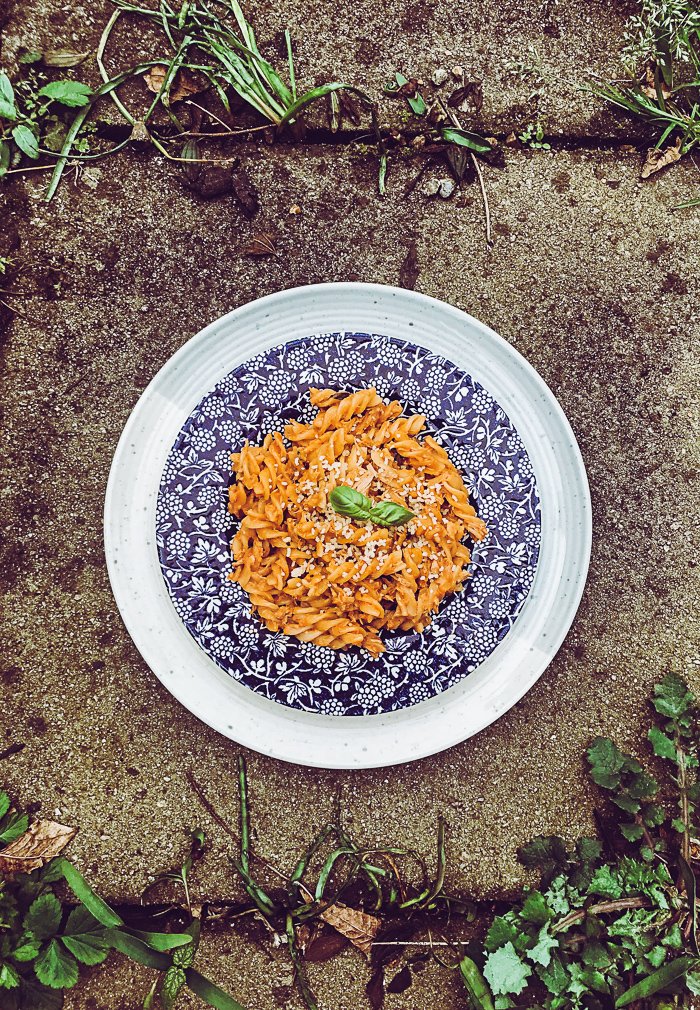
227,387,488,656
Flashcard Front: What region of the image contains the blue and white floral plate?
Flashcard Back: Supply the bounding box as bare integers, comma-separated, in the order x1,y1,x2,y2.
105,284,590,768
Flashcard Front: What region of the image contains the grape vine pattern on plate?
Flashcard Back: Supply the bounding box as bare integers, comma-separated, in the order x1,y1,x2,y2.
156,333,541,716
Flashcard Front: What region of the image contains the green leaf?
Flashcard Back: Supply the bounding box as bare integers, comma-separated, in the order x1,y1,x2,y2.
626,770,658,800
652,673,693,721
527,925,558,967
520,890,551,926
12,123,39,159
648,726,677,761
407,92,427,116
647,944,667,968
61,907,109,965
485,916,520,953
620,823,644,842
0,813,29,844
581,941,611,968
37,81,93,107
17,979,64,1010
367,501,416,528
687,970,700,995
61,935,108,966
329,485,372,520
518,836,569,885
459,955,495,1010
587,737,626,789
588,865,622,899
483,943,532,996
185,968,248,1010
0,72,16,120
442,127,492,153
102,928,170,970
162,966,187,1010
172,920,200,968
35,939,80,989
127,929,192,952
0,963,20,988
615,955,699,1007
12,939,42,961
0,792,10,819
24,893,62,941
576,838,602,865
643,804,666,827
538,954,570,996
672,817,687,833
57,859,123,928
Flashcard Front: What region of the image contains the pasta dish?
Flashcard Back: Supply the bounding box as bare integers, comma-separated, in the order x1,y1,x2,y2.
227,387,487,655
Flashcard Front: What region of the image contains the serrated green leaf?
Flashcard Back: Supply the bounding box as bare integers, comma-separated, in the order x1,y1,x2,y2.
485,916,520,953
527,925,558,967
35,939,79,989
652,673,693,721
537,953,569,995
12,938,42,961
576,838,602,865
24,893,62,941
581,941,610,968
18,979,64,1010
0,792,10,819
493,999,514,1010
587,737,626,789
612,791,641,814
588,865,622,899
172,919,200,968
643,804,666,827
647,944,667,968
0,963,20,988
621,823,644,841
162,966,187,1009
12,124,39,159
518,836,569,885
61,935,108,966
627,770,658,800
520,890,551,926
483,943,532,996
648,726,677,761
37,81,93,107
672,817,687,833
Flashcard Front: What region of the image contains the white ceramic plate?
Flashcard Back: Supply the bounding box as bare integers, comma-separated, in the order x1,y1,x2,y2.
104,283,591,768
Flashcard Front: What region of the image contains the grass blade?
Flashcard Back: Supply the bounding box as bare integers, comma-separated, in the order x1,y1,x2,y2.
185,968,247,1010
103,928,171,970
441,127,492,153
285,29,296,101
59,859,123,928
615,956,699,1007
459,956,495,1010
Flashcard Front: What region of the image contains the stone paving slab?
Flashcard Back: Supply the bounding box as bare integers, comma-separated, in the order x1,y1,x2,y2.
2,0,640,136
1,144,699,921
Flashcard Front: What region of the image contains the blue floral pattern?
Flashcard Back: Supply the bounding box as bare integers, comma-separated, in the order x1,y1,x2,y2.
156,333,541,716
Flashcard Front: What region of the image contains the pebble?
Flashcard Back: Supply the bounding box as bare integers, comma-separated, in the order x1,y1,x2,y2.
438,178,455,199
431,67,448,86
451,65,464,78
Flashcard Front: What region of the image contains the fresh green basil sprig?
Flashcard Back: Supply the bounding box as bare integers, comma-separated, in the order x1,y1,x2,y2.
329,485,415,529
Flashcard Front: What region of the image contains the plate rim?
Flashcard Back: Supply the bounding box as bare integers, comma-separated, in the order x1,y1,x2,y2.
104,281,592,768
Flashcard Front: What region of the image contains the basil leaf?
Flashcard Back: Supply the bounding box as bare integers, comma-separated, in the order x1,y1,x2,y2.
329,485,372,520
368,501,415,528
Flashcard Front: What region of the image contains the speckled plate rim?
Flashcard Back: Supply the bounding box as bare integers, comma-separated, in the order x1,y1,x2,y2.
104,282,591,769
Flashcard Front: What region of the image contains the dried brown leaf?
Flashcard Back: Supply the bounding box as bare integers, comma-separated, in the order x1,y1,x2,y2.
143,65,206,104
0,819,77,874
319,901,381,958
231,167,260,219
304,931,349,963
42,50,89,67
640,137,682,179
366,967,385,1010
448,80,483,113
640,64,672,101
386,965,413,994
242,232,277,257
399,240,420,290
